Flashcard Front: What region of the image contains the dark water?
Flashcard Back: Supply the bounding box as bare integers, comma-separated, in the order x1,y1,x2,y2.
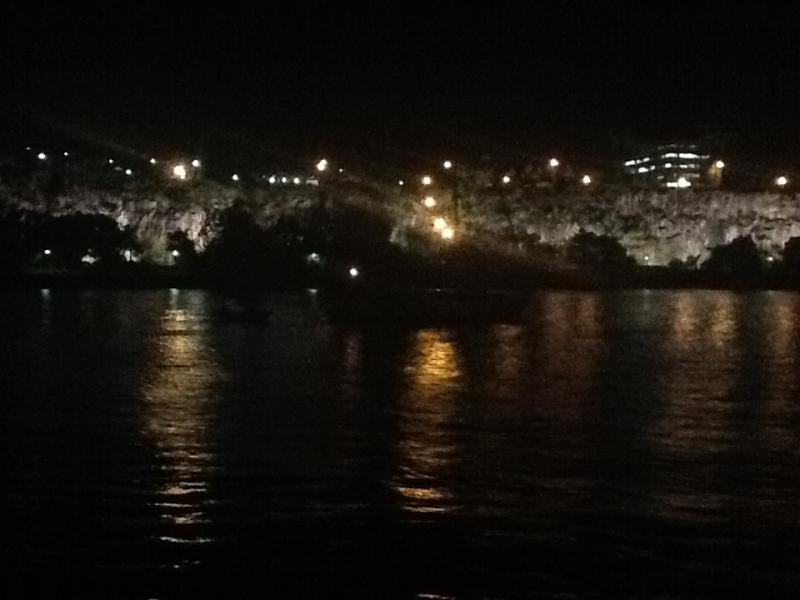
3,289,800,599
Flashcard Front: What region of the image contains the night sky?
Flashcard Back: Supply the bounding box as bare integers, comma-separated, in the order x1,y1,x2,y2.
3,3,799,165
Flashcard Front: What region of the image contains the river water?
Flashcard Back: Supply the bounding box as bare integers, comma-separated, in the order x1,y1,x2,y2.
2,289,800,598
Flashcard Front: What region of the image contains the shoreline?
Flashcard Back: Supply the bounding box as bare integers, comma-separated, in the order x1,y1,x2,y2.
6,269,800,293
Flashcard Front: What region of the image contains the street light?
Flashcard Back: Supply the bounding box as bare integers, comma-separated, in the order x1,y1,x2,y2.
443,160,453,170
423,196,437,208
150,157,157,165
172,164,187,180
191,159,201,168
441,227,455,240
776,175,789,187
433,217,447,231
125,169,133,176
316,158,328,172
549,158,560,168
231,174,240,182
37,152,47,161
421,175,432,186
581,174,592,186
502,175,511,184
349,266,359,278
709,160,725,188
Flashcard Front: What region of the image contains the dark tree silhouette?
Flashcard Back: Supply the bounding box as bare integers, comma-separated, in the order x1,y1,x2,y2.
567,230,635,271
781,236,800,278
37,214,133,266
702,236,764,279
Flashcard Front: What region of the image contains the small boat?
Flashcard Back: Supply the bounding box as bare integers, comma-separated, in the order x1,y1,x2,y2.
322,286,530,325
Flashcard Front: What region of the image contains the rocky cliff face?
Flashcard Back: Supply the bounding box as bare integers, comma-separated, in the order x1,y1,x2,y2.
459,190,800,264
2,178,798,265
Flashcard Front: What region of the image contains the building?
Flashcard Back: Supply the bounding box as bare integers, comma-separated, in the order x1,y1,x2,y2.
623,143,711,189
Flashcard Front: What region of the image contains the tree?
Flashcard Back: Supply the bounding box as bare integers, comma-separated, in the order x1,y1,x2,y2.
567,230,635,271
168,230,198,268
38,214,133,267
781,236,800,278
204,203,270,279
0,209,36,271
702,236,764,280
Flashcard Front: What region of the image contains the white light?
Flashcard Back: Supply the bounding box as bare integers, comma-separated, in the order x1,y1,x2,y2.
108,159,114,165
338,168,344,173
581,174,592,185
767,256,775,263
81,254,98,265
624,159,636,166
398,180,404,186
150,157,157,165
25,146,31,151
307,253,321,264
679,153,700,159
231,174,240,182
502,175,511,184
268,175,276,184
172,164,187,180
714,160,725,169
638,167,649,173
441,227,455,240
316,158,328,172
43,249,52,256
172,250,180,258
644,255,650,261
664,163,673,168
423,196,437,208
677,177,691,188
125,169,133,176
663,153,678,159
443,160,453,170
421,175,432,186
549,158,560,168
349,267,359,278
776,176,789,187
433,217,447,231
191,159,201,168
63,152,69,157
293,177,301,185
37,152,47,161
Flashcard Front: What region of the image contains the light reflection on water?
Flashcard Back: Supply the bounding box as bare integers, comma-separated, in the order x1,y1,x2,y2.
394,330,463,513
139,291,220,553
4,289,800,598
